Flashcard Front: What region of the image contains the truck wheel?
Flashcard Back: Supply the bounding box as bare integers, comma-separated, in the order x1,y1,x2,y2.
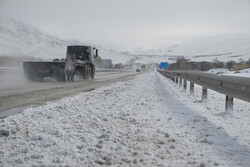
90,68,94,79
90,67,93,79
65,71,70,82
86,67,89,79
83,68,87,79
70,71,74,81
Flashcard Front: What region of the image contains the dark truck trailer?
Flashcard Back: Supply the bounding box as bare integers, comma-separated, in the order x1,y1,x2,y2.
23,61,66,81
23,45,98,82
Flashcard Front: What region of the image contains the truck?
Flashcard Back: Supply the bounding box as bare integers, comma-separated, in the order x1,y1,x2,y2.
23,45,98,82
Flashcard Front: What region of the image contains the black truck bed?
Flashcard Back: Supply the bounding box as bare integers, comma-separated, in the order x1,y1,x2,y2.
23,61,66,81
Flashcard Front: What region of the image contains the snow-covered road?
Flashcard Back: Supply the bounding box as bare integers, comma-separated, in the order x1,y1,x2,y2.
0,71,250,167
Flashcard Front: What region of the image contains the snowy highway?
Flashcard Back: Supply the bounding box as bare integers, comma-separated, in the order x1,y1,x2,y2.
0,68,139,117
1,1,250,166
0,68,135,97
1,71,250,166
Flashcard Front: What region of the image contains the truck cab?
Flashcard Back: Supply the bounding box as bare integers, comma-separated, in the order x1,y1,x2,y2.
66,45,98,80
66,46,98,63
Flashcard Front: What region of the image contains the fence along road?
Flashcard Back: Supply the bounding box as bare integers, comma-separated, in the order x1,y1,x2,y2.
158,70,250,111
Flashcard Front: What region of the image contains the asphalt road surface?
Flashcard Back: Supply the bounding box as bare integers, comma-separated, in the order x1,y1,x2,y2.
0,67,140,118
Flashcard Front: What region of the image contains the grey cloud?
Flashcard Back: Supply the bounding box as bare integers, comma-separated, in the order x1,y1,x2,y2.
1,0,250,48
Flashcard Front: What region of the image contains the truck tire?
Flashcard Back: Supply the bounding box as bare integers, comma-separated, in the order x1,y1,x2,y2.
65,70,70,81
90,67,94,79
65,69,74,82
86,66,90,79
69,71,74,81
83,67,87,79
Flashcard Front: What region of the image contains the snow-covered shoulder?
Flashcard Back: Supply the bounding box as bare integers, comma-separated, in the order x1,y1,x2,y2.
0,71,250,166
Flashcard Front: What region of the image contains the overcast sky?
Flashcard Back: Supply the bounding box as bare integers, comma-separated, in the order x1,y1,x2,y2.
1,0,250,49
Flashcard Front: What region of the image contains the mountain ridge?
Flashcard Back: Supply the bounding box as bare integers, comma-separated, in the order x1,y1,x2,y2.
0,15,134,64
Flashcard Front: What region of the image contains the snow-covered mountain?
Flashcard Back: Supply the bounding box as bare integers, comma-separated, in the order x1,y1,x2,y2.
0,16,134,64
129,42,179,65
131,41,179,56
168,33,250,62
2,15,249,65
0,16,73,60
133,33,250,64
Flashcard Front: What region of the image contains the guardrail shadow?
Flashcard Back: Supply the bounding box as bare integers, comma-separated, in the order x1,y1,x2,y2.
155,72,250,167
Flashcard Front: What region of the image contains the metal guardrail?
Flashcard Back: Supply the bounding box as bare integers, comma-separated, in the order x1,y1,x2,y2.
158,70,250,111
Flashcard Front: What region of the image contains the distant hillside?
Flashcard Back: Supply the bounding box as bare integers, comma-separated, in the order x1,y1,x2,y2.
131,33,250,64
0,16,77,60
169,33,250,62
0,16,134,65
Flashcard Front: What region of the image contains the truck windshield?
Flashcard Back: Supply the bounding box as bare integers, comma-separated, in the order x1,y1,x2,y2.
67,46,90,60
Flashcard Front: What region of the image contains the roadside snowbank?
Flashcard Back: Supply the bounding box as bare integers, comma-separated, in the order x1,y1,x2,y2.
207,68,250,77
0,71,250,167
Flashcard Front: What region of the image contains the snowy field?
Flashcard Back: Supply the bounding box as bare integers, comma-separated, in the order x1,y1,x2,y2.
0,71,250,167
207,68,250,78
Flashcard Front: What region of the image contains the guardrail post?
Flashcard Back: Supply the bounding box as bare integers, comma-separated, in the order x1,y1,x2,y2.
225,95,233,112
183,79,187,90
158,70,250,108
190,82,194,95
179,78,182,87
202,87,208,101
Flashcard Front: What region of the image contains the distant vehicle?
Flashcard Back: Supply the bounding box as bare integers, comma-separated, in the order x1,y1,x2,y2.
159,62,168,69
136,67,141,72
23,45,98,81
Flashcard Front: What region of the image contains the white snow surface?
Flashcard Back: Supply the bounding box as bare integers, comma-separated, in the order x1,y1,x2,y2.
207,68,250,77
1,71,250,167
207,68,230,74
